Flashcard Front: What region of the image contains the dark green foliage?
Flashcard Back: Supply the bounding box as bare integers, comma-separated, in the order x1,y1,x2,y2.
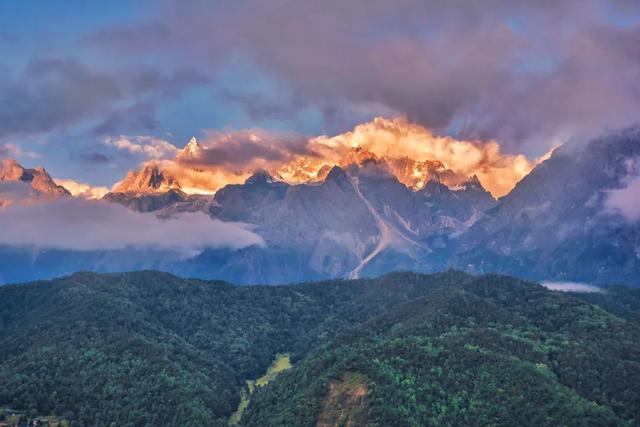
243,275,640,426
0,270,464,426
1,270,639,426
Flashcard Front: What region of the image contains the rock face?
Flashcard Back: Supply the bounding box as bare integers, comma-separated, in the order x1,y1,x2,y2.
385,157,460,190
112,162,181,194
0,159,70,203
176,137,203,162
2,128,640,286
183,159,496,284
160,128,640,285
456,127,640,285
102,188,189,213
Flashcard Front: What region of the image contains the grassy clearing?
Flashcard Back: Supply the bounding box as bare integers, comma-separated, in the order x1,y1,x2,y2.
229,353,292,425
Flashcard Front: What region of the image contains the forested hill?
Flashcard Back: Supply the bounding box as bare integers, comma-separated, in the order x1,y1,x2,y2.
1,271,640,426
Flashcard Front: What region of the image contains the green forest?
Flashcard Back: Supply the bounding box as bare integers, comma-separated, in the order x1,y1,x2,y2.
1,271,639,426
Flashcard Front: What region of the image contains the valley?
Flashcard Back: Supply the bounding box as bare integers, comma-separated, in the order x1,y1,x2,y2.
229,353,292,425
2,2,639,425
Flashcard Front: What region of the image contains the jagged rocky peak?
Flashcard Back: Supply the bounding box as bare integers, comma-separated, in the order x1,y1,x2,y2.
452,175,486,192
113,162,181,194
177,137,203,161
245,169,279,185
273,157,325,183
386,156,458,190
340,146,379,167
0,158,70,197
324,165,351,184
316,164,333,181
0,158,25,181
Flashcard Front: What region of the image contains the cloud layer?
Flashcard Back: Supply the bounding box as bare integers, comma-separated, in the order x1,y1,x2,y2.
606,176,640,222
541,281,604,293
0,198,263,253
123,117,543,197
53,178,110,199
90,0,640,151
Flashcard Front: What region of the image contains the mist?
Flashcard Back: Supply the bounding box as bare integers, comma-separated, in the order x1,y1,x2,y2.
0,197,263,255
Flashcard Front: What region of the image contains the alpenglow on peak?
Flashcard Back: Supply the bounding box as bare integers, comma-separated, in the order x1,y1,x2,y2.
178,137,203,161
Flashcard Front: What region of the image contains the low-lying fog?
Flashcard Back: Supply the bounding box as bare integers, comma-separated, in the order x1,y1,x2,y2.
541,281,604,293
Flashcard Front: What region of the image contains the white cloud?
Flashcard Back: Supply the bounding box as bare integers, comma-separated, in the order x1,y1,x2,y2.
0,181,37,206
0,198,264,254
104,135,178,159
606,176,640,223
54,178,110,199
541,281,604,293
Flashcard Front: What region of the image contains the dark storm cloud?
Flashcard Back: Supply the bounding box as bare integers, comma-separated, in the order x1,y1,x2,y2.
179,129,312,169
90,0,640,151
93,102,158,136
80,152,111,164
0,58,121,138
221,90,295,122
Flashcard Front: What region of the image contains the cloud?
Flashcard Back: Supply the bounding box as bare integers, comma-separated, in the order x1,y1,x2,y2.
183,128,310,167
0,197,263,254
304,117,541,197
150,128,311,193
93,102,158,136
0,57,209,140
541,281,604,293
0,181,38,206
0,143,21,158
88,0,640,152
0,58,121,138
606,176,640,222
144,117,542,197
104,135,179,160
53,179,110,200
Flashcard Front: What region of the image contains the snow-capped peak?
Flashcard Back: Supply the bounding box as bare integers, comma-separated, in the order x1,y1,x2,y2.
178,137,203,160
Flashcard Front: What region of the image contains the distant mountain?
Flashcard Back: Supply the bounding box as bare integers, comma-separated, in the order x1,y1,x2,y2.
176,136,204,161
1,271,639,425
244,273,640,426
456,127,640,284
0,158,70,202
112,161,181,194
1,128,639,285
102,188,189,212
181,160,496,284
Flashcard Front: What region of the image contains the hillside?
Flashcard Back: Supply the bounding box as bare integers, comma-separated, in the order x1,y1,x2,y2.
244,276,640,426
1,271,639,426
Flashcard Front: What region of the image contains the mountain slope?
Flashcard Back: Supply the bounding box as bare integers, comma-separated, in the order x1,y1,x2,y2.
112,162,181,194
0,159,70,205
1,128,639,286
187,163,496,284
244,275,640,426
456,127,640,284
0,270,466,425
1,271,640,426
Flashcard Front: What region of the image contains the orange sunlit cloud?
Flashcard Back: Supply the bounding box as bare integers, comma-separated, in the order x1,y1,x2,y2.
125,117,548,198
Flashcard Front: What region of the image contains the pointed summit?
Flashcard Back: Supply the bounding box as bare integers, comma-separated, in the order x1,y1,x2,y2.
340,146,378,168
113,162,181,194
0,158,70,198
457,174,487,192
245,169,278,185
177,137,203,161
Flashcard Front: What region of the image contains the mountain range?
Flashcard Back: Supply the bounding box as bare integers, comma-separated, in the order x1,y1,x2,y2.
0,128,638,285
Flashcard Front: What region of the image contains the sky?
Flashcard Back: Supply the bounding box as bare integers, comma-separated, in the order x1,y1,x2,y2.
1,0,640,189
